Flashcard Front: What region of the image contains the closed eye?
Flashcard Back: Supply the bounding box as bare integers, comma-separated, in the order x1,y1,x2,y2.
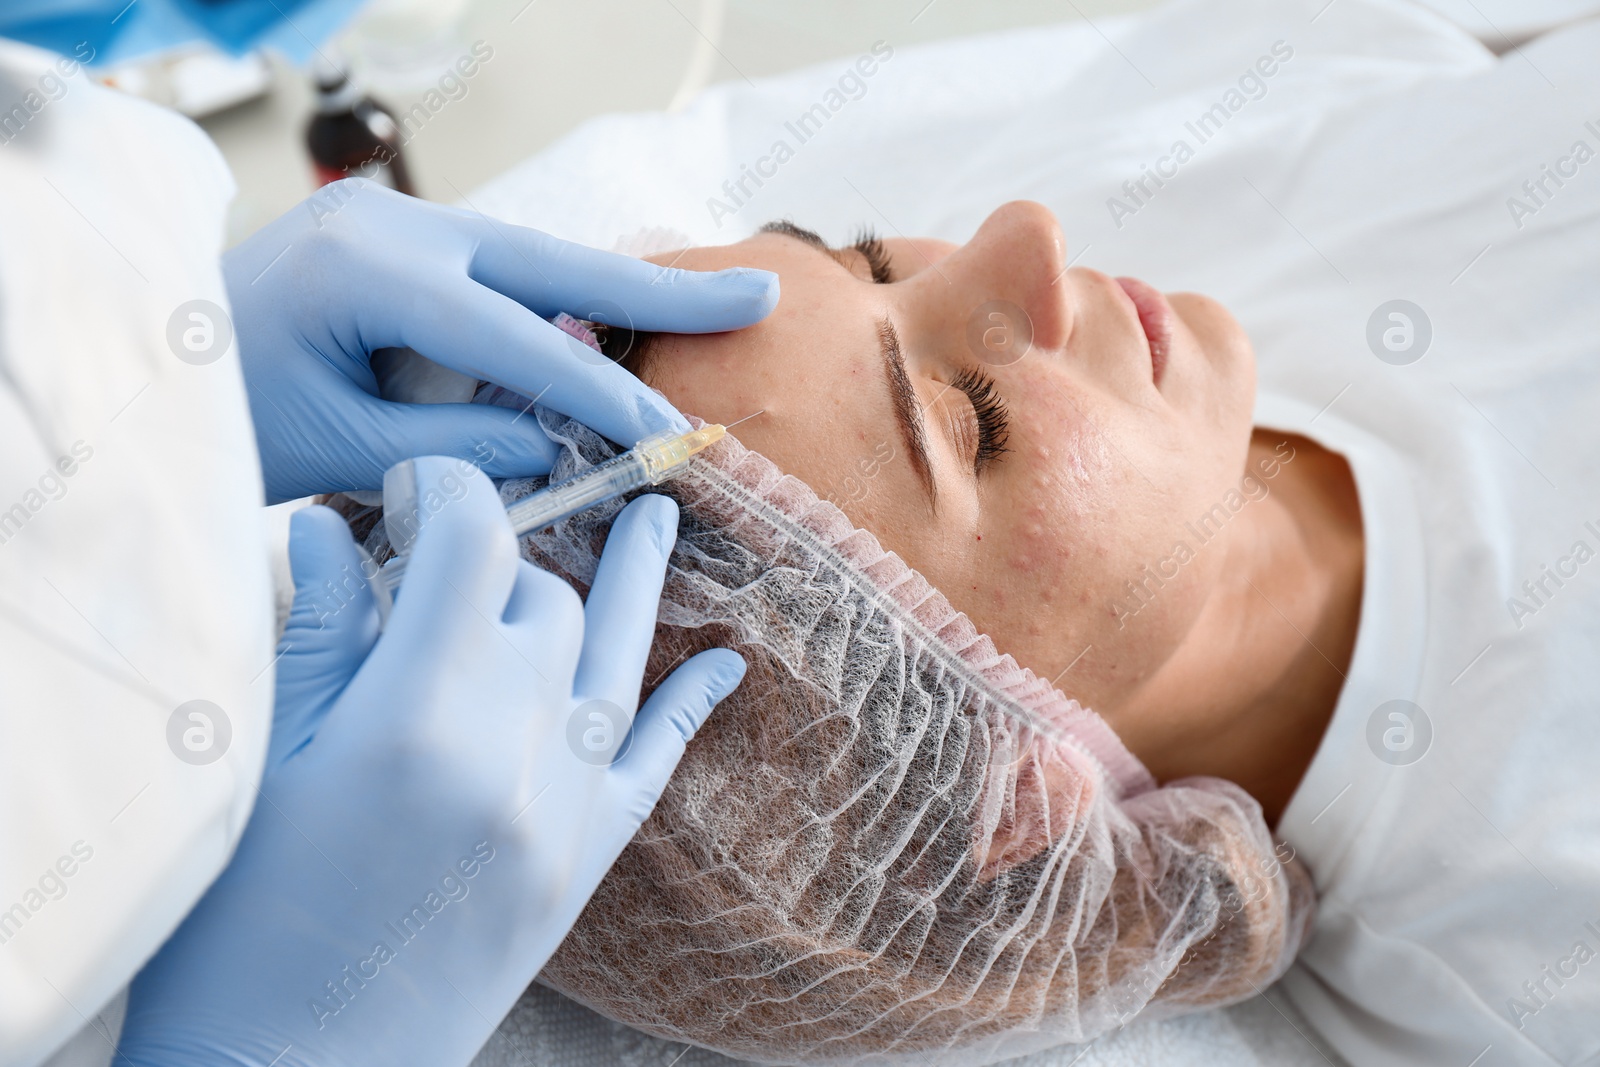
758,219,996,477
849,226,893,284
757,219,892,283
951,367,1011,474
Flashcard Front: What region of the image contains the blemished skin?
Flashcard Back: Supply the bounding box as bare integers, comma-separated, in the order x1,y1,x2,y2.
636,200,1364,824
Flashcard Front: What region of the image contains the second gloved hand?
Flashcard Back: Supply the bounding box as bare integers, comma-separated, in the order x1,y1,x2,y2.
228,181,779,503
118,461,744,1066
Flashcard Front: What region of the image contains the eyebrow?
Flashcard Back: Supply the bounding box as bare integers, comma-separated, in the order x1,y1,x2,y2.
758,220,938,508
758,219,853,274
758,219,830,251
878,318,937,509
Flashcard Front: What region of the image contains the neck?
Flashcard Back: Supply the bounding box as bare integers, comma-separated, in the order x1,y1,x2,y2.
1104,429,1364,825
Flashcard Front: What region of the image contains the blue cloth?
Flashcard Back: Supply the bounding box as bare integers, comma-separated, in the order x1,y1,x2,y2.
0,0,365,64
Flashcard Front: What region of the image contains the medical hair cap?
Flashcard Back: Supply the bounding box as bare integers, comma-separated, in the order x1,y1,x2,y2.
343,402,1315,1066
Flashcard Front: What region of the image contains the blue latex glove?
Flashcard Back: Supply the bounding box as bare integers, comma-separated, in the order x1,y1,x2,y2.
227,180,778,504
118,460,743,1066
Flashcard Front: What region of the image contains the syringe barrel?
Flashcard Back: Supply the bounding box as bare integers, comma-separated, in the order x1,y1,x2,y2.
635,430,697,480
505,450,651,536
374,426,724,622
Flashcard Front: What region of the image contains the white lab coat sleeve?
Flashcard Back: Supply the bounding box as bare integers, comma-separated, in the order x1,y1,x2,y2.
0,40,274,1067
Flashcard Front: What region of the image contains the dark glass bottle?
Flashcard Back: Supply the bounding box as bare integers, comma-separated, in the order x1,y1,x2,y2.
305,57,416,196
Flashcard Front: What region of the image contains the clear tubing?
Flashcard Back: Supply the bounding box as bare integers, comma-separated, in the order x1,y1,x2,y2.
376,424,725,599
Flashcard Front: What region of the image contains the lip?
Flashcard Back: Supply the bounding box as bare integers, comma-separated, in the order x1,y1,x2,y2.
1114,276,1172,387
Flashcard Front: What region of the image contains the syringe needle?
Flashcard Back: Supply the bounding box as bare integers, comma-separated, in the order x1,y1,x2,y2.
723,409,767,432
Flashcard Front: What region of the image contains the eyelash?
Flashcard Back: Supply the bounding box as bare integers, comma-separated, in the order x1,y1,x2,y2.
849,227,893,284
951,367,1011,474
840,225,1003,476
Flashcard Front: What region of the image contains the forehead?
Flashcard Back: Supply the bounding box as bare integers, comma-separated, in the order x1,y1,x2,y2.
648,232,883,387
650,332,887,463
666,229,827,270
644,245,929,525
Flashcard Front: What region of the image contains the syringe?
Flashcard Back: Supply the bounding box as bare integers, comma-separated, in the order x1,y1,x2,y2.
504,423,725,536
372,423,727,602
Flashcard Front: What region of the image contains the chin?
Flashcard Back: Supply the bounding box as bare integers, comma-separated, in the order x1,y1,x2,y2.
1171,292,1256,371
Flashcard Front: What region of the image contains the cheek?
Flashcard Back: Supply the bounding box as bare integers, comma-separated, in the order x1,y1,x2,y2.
1169,291,1257,423
966,420,1125,647
995,374,1119,565
1025,422,1115,522
968,379,1228,677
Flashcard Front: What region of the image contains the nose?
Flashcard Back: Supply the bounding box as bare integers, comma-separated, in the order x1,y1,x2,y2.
924,201,1072,356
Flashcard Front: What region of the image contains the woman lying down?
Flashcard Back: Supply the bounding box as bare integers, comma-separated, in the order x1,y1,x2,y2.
336,200,1348,1064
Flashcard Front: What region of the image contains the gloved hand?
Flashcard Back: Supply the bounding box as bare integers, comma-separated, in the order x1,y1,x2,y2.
227,179,778,503
118,460,743,1066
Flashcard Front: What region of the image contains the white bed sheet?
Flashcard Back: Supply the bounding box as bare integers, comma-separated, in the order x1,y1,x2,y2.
469,0,1495,254
472,981,1344,1067
1409,0,1600,46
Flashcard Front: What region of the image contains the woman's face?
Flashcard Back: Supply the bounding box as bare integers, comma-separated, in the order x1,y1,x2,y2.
638,201,1256,716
